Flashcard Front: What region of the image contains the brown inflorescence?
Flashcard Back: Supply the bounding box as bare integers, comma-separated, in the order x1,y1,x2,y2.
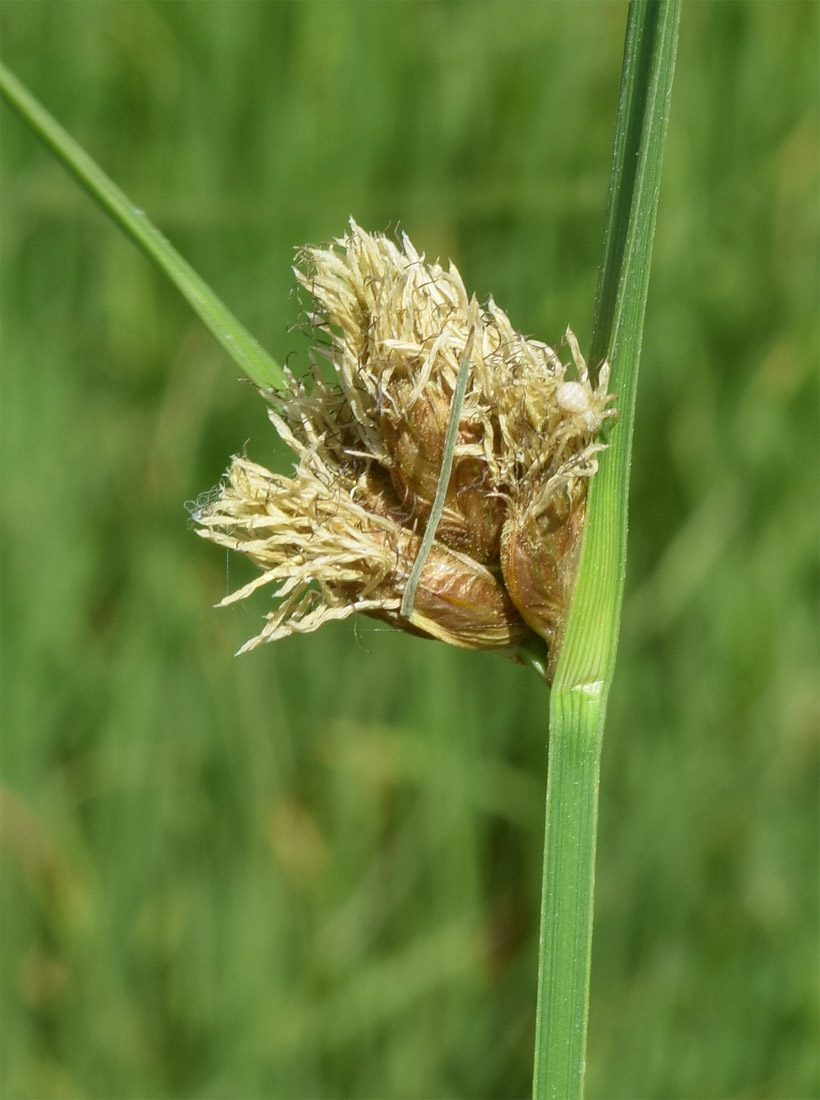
194,221,614,678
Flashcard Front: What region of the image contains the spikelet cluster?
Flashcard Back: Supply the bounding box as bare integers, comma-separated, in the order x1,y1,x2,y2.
194,221,614,676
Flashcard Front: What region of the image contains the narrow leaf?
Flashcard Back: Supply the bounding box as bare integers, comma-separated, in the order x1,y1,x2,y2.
401,322,476,619
0,62,284,391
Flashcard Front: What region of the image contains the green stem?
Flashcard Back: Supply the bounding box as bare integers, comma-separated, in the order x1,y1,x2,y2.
532,2,681,1097
0,62,284,391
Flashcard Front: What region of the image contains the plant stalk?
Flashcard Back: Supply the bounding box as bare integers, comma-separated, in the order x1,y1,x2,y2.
532,2,681,1097
0,62,284,391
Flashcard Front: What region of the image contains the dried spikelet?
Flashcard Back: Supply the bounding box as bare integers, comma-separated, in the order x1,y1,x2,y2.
195,220,615,677
499,329,614,672
194,424,529,655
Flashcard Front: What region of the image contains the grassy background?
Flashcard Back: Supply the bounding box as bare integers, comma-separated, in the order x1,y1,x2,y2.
1,3,817,1098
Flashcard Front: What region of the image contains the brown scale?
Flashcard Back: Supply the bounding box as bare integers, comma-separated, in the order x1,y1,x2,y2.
379,377,507,565
500,486,588,678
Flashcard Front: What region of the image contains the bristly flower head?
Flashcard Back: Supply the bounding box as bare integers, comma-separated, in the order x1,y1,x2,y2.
194,220,614,679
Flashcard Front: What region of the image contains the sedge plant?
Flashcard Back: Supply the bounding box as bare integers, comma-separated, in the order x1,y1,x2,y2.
0,2,680,1094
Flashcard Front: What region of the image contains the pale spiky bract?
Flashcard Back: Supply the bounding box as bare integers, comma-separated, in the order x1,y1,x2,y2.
195,220,614,676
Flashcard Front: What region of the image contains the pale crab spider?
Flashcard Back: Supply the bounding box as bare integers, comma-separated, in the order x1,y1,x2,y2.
555,328,616,435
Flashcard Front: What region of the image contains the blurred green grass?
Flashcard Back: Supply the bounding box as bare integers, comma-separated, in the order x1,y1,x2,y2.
1,3,817,1098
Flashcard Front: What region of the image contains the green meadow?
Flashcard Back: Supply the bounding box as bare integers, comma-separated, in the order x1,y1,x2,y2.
1,3,817,1097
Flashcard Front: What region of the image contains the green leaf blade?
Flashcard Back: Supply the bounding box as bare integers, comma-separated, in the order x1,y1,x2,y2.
0,62,285,392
